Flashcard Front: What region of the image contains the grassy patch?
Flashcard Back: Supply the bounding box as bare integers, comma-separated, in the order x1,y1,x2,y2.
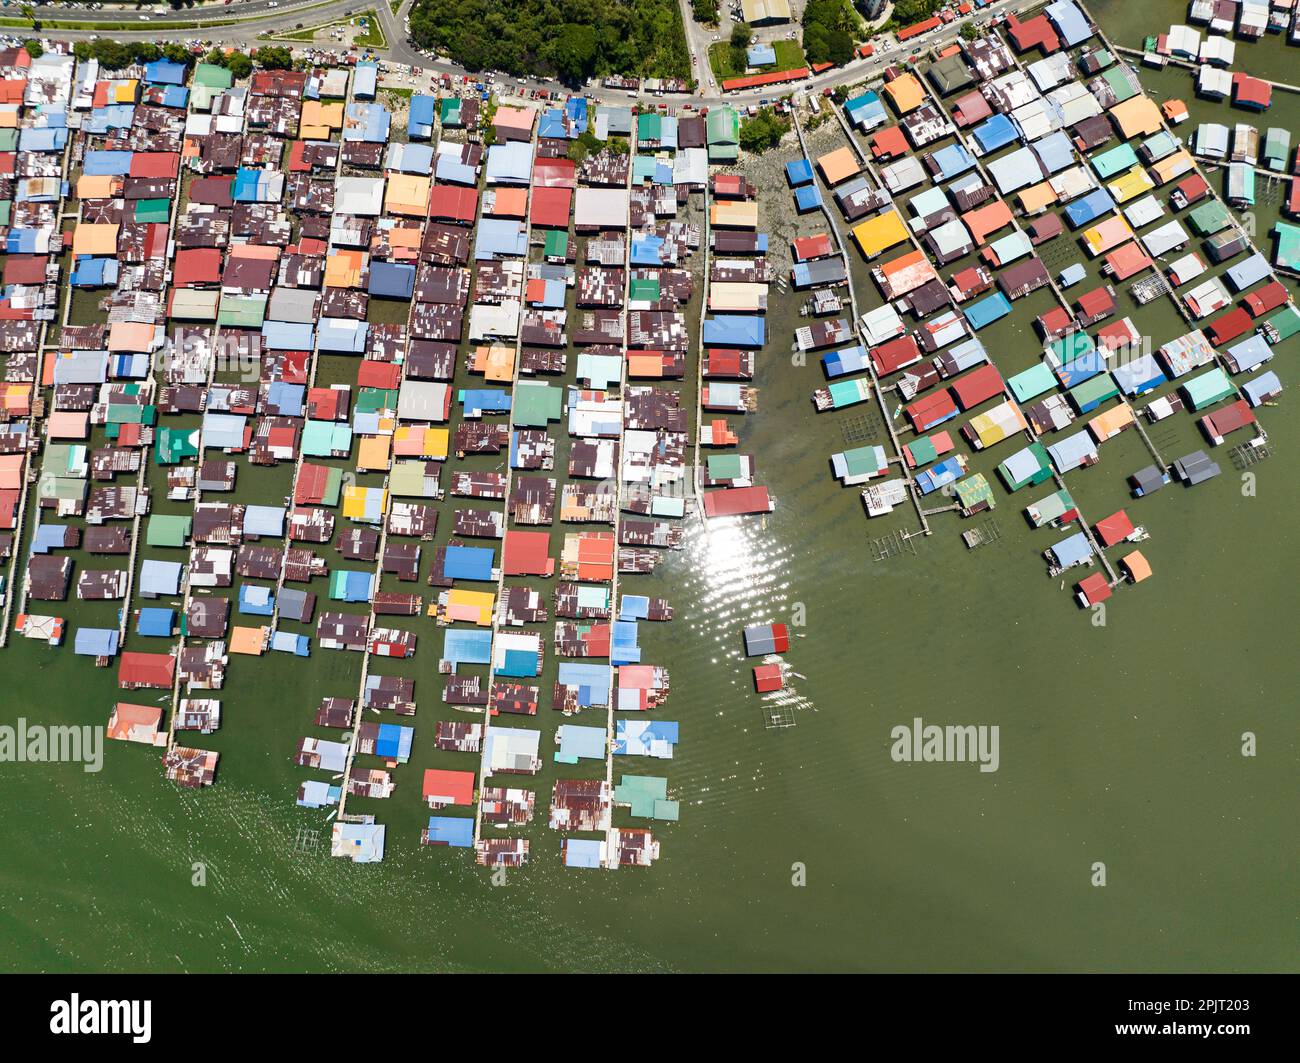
262,10,387,49
355,11,387,48
709,37,806,82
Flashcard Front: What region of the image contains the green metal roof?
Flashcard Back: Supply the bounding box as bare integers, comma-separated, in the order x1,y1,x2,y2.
1182,367,1235,410
146,514,191,548
511,382,563,427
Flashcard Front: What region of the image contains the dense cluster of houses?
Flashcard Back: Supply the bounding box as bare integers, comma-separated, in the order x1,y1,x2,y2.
0,43,753,872
794,0,1286,601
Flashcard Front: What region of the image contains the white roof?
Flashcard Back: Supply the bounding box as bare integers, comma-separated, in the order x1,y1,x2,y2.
334,176,384,216
574,187,630,228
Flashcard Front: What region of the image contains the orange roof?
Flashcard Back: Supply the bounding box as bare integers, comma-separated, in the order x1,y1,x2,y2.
300,100,343,136
1018,181,1058,214
1109,95,1163,139
422,768,475,806
229,626,268,655
356,433,392,472
108,321,158,353
489,186,529,218
76,174,119,200
470,344,516,382
107,703,165,744
884,71,925,114
816,145,860,186
384,173,431,217
1120,550,1152,583
72,222,118,256
962,201,1013,245
576,532,614,582
324,248,366,289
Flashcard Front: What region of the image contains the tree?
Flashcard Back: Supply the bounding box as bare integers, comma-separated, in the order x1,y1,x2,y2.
22,39,42,60
960,22,980,41
225,52,254,80
552,23,598,86
692,0,719,25
803,0,858,66
407,0,690,81
739,107,790,154
255,45,294,71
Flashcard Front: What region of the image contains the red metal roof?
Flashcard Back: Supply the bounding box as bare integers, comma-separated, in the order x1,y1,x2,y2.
1245,280,1287,318
869,125,909,160
1005,13,1061,54
871,334,922,376
129,152,181,180
897,15,942,41
172,248,223,288
721,67,809,92
1076,572,1112,605
1231,73,1272,109
118,651,177,689
753,664,784,692
949,363,1005,410
428,185,478,224
792,233,833,261
1207,307,1252,346
529,186,572,229
1202,399,1256,442
1094,509,1135,547
503,529,554,576
703,486,773,517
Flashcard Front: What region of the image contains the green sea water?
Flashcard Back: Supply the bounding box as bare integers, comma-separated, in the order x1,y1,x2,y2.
1,4,1296,972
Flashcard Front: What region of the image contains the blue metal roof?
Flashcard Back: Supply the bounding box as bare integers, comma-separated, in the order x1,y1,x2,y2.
443,545,495,581
136,608,174,638
74,627,119,657
424,816,474,848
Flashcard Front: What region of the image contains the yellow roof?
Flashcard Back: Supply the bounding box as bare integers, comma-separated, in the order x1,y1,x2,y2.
853,210,908,258
341,484,389,520
393,424,449,459
385,173,431,217
444,588,495,626
72,222,118,256
1107,165,1154,204
709,200,759,228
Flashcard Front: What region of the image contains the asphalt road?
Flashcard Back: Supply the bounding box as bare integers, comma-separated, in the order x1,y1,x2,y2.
21,0,1030,109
